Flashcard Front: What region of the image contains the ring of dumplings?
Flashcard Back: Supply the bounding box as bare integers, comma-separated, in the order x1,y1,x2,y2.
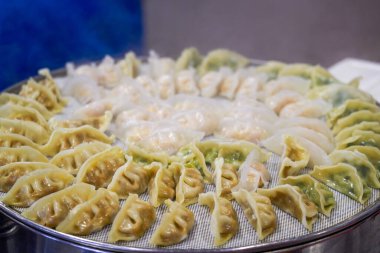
0,47,379,248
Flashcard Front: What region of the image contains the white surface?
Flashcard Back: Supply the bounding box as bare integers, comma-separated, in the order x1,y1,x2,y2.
329,58,380,102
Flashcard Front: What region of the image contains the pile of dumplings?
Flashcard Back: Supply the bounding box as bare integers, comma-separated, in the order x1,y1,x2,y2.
0,48,379,248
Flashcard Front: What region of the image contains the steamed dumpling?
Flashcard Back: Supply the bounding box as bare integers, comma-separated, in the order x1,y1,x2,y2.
150,199,195,246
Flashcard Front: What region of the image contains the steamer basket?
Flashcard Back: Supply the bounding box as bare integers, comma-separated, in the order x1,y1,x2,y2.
0,63,379,253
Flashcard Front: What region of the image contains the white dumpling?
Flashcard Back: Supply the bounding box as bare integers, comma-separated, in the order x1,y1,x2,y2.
273,127,335,154
218,71,242,99
264,76,311,96
175,69,200,95
136,125,205,155
228,104,279,123
280,99,332,118
61,75,103,104
262,134,331,166
96,56,124,87
235,72,268,100
135,75,158,97
232,149,271,192
216,117,273,143
265,90,305,114
199,71,224,97
171,109,220,135
275,117,334,143
147,51,176,79
157,75,175,99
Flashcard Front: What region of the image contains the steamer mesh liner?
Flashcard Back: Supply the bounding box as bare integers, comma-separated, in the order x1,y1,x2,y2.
1,152,379,250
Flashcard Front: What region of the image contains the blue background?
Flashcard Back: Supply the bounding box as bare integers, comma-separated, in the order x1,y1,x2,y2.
0,0,143,90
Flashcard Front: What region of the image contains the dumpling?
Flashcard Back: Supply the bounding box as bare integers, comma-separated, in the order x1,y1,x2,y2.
227,103,279,123
117,51,140,78
2,168,74,207
76,147,127,189
332,110,380,135
232,189,276,240
278,63,312,79
108,194,155,242
175,162,204,206
149,164,176,207
198,49,250,76
327,99,380,128
0,118,50,144
257,185,318,231
275,117,334,142
198,192,238,246
233,150,270,192
254,61,285,80
177,142,213,183
175,47,202,71
135,75,158,97
41,126,114,156
139,128,205,155
126,144,169,166
262,134,331,166
279,135,310,179
279,175,335,216
56,188,119,235
0,146,48,166
107,157,156,198
213,158,238,200
199,71,224,97
175,69,200,95
50,141,111,175
219,139,270,169
308,83,375,107
147,51,176,79
265,90,304,114
279,99,332,118
0,104,50,131
38,68,67,106
311,163,371,204
150,199,195,246
196,138,269,168
335,122,380,143
0,93,53,119
264,76,311,96
0,133,41,150
234,76,262,99
21,183,96,228
48,111,112,132
337,130,380,150
157,75,175,99
216,118,273,143
329,150,380,188
19,79,64,113
309,65,340,87
171,108,220,135
0,162,59,192
346,146,380,174
218,71,242,99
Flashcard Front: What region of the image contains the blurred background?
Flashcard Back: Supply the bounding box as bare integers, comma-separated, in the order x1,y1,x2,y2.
1,0,380,89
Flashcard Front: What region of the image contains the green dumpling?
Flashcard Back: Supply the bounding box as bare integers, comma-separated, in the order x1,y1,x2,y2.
327,99,380,128
280,174,335,216
335,122,380,143
332,110,380,135
198,49,250,76
329,150,380,188
346,146,380,174
311,163,371,204
175,47,202,71
337,130,380,150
